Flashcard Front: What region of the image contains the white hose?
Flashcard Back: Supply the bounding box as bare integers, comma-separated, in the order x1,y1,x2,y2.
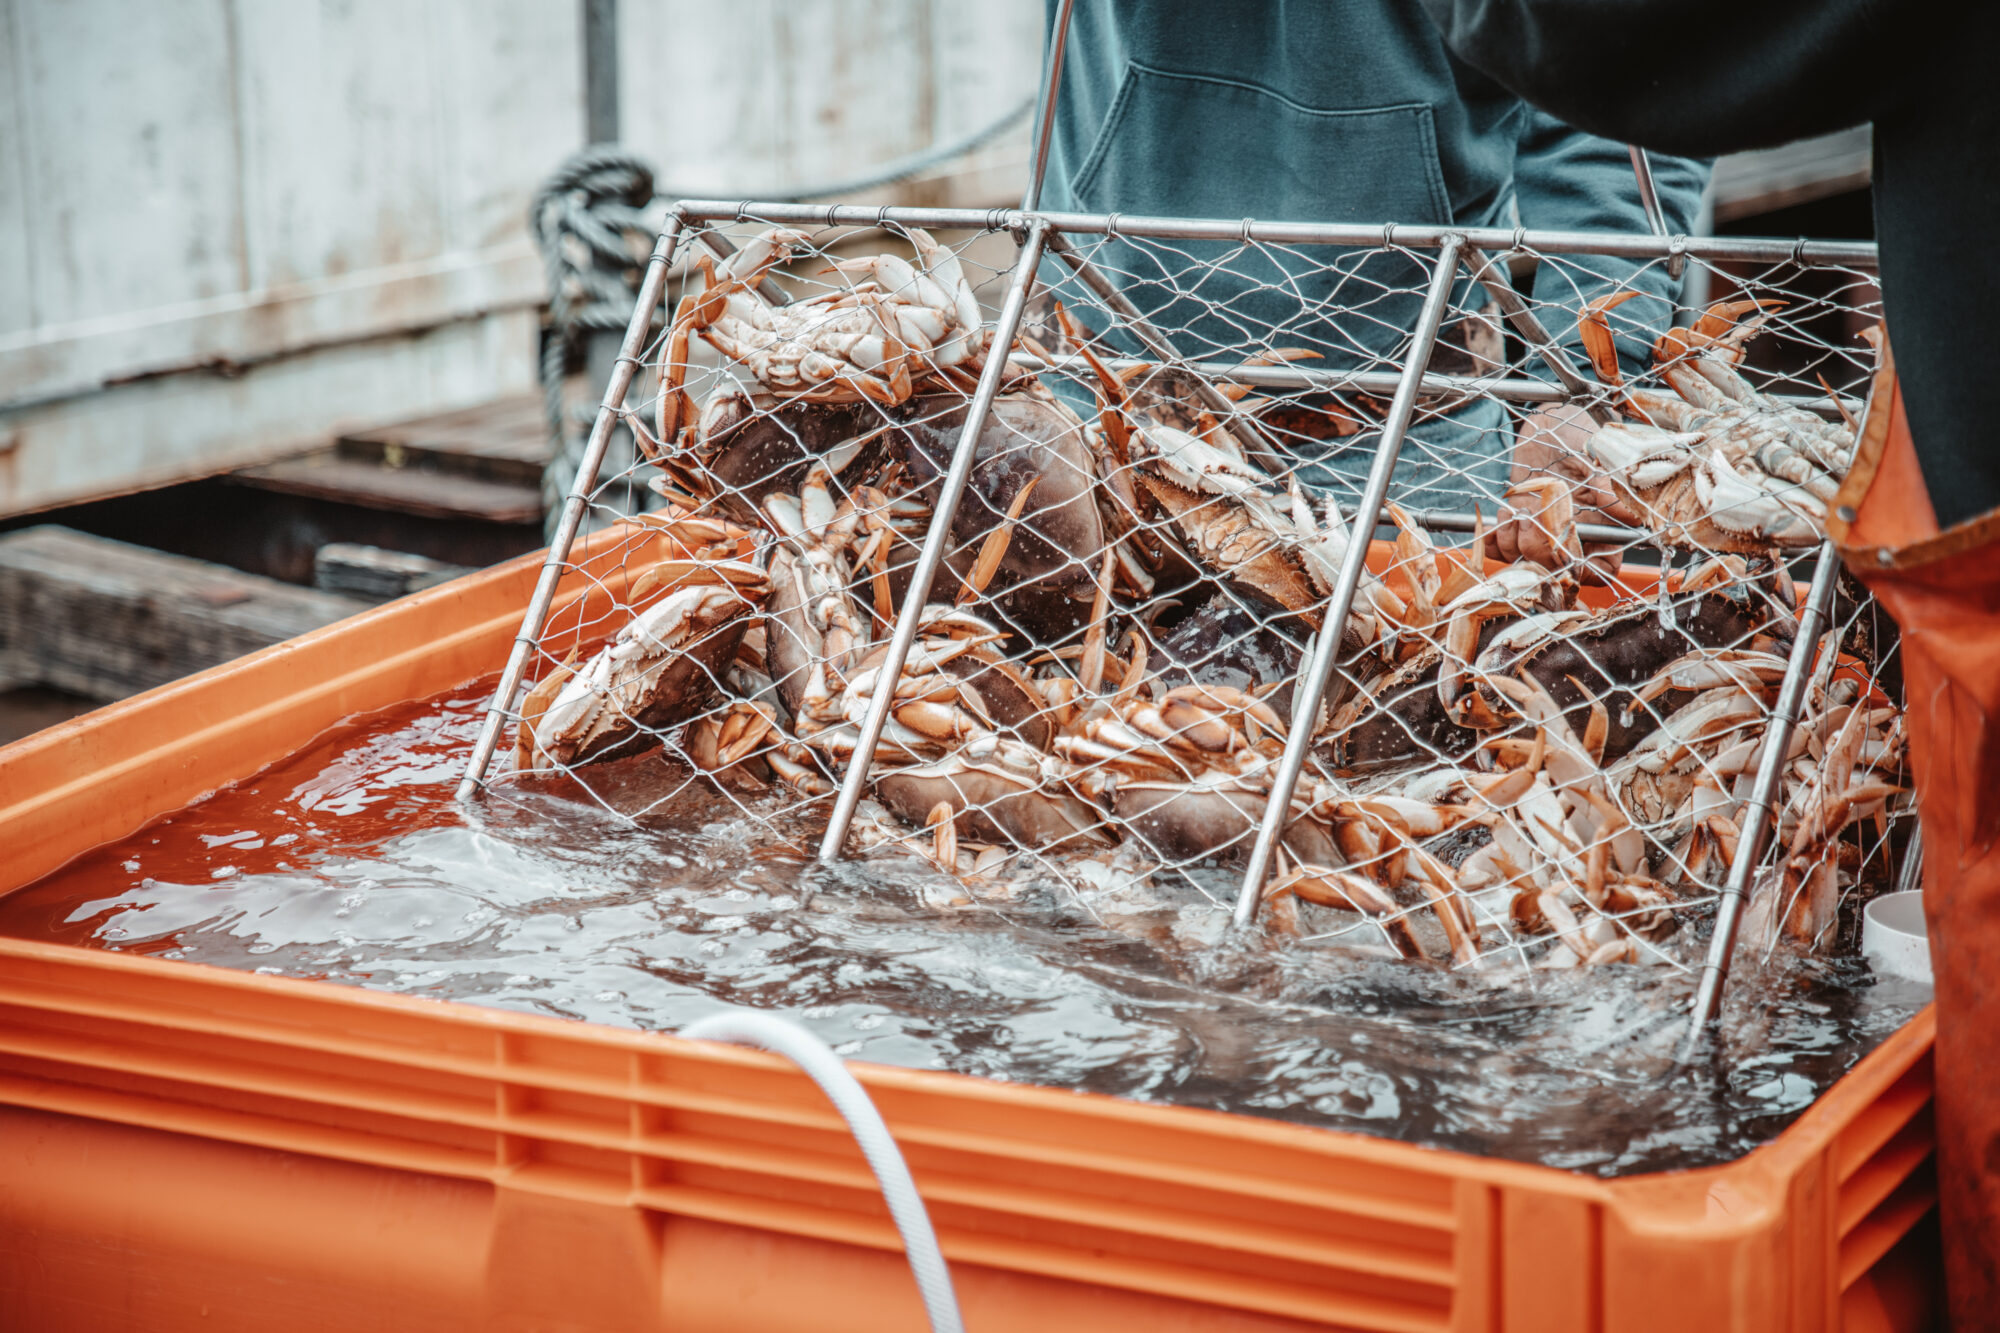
678,1010,965,1333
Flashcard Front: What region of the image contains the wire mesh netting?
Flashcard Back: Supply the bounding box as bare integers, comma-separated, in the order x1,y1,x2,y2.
466,207,1905,978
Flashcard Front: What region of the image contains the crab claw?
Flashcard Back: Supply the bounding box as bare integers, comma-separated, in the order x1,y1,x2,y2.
514,649,581,772
1579,290,1641,390
1654,298,1785,367
925,801,960,876
1693,297,1784,342
1052,301,1132,465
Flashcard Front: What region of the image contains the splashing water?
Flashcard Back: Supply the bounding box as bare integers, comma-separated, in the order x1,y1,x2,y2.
0,682,1927,1177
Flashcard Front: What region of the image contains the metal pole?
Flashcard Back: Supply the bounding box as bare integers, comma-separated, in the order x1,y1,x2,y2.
1629,146,1670,239
1043,231,1286,460
1896,824,1925,899
1007,344,1858,422
1410,508,1640,548
668,200,1879,270
456,214,686,802
1461,244,1610,422
1628,145,1685,282
817,221,1055,861
582,0,619,145
1013,346,1563,408
1230,236,1467,928
1021,0,1077,212
1677,538,1844,1057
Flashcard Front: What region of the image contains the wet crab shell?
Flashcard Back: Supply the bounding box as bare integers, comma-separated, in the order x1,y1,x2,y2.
709,385,1108,653
764,544,864,726
874,760,1112,853
894,389,1108,648
700,391,900,525
531,582,764,769
836,634,1056,754
1321,581,1780,774
1134,472,1323,631
1145,592,1312,726
1109,778,1339,867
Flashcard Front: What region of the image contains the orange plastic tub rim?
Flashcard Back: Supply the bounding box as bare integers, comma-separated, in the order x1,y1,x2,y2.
0,535,1940,1332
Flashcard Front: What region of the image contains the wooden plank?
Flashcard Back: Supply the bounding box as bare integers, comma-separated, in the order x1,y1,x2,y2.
0,687,95,747
313,544,471,603
0,0,573,411
1712,127,1873,225
230,453,542,525
622,0,1036,206
0,308,538,519
0,526,369,702
338,394,550,481
0,241,542,410
9,0,245,326
231,0,444,289
427,0,585,252
922,0,1042,206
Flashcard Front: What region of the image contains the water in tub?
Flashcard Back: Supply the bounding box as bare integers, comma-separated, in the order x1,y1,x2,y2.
0,682,1930,1177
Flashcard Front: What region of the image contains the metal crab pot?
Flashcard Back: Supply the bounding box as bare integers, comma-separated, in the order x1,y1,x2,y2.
457,197,1902,1026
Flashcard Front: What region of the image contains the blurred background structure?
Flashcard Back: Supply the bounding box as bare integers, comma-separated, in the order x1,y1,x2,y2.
0,0,1874,741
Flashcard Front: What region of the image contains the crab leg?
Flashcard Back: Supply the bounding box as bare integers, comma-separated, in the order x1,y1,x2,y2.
1078,545,1117,695
956,476,1038,606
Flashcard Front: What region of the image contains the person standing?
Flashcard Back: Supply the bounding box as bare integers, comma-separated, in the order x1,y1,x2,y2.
1421,0,2000,1323
1034,0,1709,517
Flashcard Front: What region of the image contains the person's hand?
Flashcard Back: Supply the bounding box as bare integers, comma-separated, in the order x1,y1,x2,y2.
1488,406,1635,584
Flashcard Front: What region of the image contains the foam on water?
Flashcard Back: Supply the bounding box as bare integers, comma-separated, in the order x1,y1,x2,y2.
0,683,1928,1177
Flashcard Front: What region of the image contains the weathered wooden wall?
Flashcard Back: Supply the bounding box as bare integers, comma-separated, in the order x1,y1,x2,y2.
620,1,1044,206
0,0,1044,520
0,0,582,517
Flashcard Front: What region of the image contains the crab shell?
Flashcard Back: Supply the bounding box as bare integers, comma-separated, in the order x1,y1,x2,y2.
1589,412,1837,553
894,388,1108,647
705,385,1108,652
765,543,872,725
698,390,896,526
875,758,1112,853
832,631,1055,754
1322,581,1778,774
1109,776,1339,867
1144,591,1312,726
1137,472,1322,626
532,578,767,768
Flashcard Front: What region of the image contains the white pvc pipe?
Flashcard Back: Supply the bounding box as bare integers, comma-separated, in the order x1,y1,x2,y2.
678,1010,965,1333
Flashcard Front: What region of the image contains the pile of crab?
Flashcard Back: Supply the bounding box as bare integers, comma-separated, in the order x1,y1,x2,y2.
510,227,1905,970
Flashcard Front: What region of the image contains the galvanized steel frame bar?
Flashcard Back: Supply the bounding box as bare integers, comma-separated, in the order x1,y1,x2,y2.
816,221,1055,860
670,201,1878,269
1231,236,1469,928
1678,539,1845,1057
455,214,685,801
